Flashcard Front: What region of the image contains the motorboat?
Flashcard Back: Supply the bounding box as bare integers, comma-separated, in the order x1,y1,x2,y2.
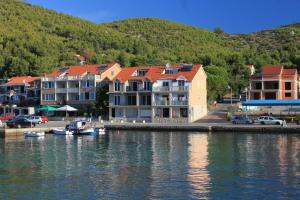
67,119,96,135
53,128,73,135
24,131,45,137
95,127,106,135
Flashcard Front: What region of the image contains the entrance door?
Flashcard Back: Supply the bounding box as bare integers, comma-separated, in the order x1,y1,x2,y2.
163,108,169,118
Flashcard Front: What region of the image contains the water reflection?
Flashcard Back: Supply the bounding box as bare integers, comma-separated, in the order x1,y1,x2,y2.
188,134,210,199
0,132,300,199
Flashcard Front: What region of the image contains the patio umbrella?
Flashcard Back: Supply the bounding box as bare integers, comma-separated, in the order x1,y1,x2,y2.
56,105,78,117
37,105,57,112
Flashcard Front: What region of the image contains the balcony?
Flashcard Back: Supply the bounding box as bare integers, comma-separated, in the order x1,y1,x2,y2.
152,86,189,92
171,100,188,106
153,100,188,106
56,88,67,93
68,88,79,93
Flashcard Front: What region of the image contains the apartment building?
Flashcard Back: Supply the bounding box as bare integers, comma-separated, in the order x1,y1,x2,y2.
41,63,121,107
108,64,207,123
249,65,298,100
0,76,41,105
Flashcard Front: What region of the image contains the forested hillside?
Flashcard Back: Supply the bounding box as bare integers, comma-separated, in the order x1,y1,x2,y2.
0,0,299,100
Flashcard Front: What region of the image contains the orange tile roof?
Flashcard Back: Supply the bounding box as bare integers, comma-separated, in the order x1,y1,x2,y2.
4,76,39,85
47,63,117,77
262,66,282,75
282,69,297,75
114,64,202,83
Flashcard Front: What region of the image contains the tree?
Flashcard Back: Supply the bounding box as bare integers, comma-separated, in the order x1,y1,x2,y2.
204,65,229,102
213,27,224,35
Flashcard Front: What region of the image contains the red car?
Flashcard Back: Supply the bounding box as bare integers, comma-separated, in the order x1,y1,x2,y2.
41,116,49,123
0,114,15,121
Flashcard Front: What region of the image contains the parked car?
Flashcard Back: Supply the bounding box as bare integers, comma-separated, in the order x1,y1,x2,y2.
6,118,34,128
255,116,283,125
15,115,31,120
0,114,15,121
231,116,253,124
41,116,49,123
27,116,43,124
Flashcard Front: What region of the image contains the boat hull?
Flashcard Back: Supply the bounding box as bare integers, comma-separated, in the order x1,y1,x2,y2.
53,129,73,135
24,132,45,137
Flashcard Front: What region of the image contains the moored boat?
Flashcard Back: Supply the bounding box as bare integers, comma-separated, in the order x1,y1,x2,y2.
96,127,106,135
24,131,45,137
67,119,96,135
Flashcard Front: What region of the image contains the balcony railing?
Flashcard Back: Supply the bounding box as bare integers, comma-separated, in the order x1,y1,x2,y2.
152,86,189,92
68,88,79,93
171,100,188,106
56,88,67,93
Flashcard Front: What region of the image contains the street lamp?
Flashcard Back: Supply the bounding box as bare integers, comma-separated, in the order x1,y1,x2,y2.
228,86,232,105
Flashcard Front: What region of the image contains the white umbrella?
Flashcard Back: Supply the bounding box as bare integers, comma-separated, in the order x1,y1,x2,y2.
56,105,78,117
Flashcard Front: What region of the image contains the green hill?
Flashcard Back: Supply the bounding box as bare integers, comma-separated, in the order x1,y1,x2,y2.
0,0,299,99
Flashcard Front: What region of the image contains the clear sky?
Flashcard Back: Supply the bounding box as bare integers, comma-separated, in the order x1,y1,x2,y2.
25,0,300,34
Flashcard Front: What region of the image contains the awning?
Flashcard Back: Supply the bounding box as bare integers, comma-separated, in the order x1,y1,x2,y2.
242,100,300,106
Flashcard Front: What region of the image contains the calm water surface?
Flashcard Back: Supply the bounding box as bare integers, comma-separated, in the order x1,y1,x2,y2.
0,132,300,199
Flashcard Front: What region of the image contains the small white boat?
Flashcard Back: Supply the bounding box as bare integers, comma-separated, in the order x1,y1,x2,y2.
24,131,45,137
96,128,106,135
53,128,73,135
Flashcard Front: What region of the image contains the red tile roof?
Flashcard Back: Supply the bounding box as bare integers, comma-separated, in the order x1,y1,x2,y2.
4,76,39,85
282,69,297,75
114,64,202,83
47,63,117,77
262,66,282,75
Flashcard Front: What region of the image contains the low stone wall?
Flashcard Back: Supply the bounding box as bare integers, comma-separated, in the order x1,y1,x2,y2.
0,127,55,138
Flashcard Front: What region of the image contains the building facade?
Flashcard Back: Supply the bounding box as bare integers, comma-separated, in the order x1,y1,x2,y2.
0,76,41,106
249,66,298,100
41,63,121,107
108,64,207,123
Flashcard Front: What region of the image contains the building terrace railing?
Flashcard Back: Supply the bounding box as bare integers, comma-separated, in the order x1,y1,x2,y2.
152,86,189,92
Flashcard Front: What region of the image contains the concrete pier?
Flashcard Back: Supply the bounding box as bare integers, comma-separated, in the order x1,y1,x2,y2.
0,127,55,137
104,123,300,134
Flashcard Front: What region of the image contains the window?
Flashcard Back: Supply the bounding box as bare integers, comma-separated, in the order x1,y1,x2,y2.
255,82,262,90
42,94,55,101
127,95,137,105
42,82,54,89
285,82,291,90
81,80,86,87
90,92,95,100
285,92,291,97
85,92,89,100
114,81,120,91
112,108,115,117
165,68,179,74
178,80,185,87
142,95,151,105
114,95,120,105
180,108,188,118
136,70,148,76
144,81,151,91
163,82,169,87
